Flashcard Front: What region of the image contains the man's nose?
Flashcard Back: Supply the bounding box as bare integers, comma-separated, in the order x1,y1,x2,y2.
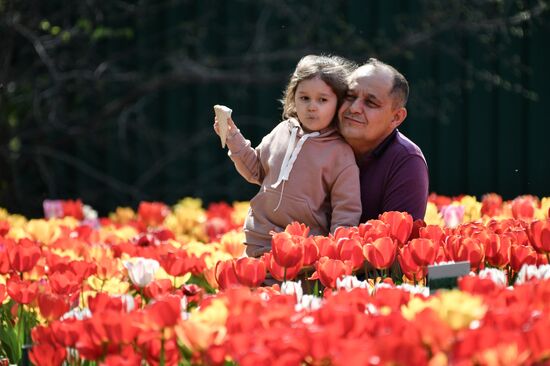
348,98,362,113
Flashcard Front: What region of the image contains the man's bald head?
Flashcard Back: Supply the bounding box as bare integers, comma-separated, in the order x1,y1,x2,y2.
354,58,409,109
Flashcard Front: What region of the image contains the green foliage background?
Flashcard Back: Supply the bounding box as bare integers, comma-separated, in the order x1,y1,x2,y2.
1,0,549,217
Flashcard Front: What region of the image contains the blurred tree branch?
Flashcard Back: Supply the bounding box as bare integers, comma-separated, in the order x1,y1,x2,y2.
0,0,548,216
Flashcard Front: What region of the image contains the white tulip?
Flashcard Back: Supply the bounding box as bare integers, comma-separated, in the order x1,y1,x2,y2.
281,281,303,303
477,268,507,287
336,275,369,291
123,257,160,288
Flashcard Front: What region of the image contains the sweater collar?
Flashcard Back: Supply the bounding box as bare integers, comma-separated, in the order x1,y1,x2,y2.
372,129,398,157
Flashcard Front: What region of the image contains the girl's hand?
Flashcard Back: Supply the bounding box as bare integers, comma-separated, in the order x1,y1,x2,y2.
213,117,239,138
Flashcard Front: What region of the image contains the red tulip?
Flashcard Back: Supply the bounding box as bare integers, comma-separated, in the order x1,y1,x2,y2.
233,257,266,288
419,225,447,247
8,238,41,273
379,211,413,245
511,196,536,220
445,236,485,271
409,219,427,240
271,232,303,268
332,226,358,242
358,220,390,243
38,292,70,322
262,252,302,282
61,199,84,220
481,193,503,217
88,292,128,313
302,237,320,266
484,233,512,268
146,295,181,328
49,267,81,295
363,237,397,270
314,236,339,259
398,245,426,282
0,239,10,274
215,259,240,290
160,250,206,277
0,220,9,236
0,284,5,304
510,244,537,273
144,279,174,299
528,219,550,254
6,276,38,304
49,319,80,348
102,347,143,366
69,260,97,283
315,256,352,288
284,221,310,237
408,238,438,267
337,238,364,270
137,201,169,227
30,343,67,366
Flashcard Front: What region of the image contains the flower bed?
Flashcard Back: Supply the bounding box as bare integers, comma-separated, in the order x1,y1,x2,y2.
0,194,549,365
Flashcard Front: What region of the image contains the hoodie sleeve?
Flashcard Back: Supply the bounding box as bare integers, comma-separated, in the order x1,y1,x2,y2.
226,130,266,185
330,161,362,232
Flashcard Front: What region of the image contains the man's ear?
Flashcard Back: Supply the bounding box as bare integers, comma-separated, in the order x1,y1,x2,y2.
392,107,407,128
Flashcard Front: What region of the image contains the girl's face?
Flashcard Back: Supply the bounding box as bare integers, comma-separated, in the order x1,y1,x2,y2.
294,76,338,132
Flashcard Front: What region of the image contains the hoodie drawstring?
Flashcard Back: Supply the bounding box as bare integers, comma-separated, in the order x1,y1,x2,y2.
271,127,320,211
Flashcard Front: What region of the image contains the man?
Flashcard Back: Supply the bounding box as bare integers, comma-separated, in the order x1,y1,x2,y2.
338,58,429,221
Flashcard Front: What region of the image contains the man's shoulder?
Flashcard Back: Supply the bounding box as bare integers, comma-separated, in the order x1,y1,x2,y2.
390,131,425,159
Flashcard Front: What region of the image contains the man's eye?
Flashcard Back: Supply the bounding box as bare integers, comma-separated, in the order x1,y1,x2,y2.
344,95,355,101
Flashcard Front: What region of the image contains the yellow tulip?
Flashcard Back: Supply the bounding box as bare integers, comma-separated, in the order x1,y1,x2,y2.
402,290,486,331
108,207,136,224
428,352,448,366
218,230,246,258
459,195,482,222
25,219,61,244
424,202,443,226
231,201,250,227
436,290,486,330
6,214,27,228
87,275,129,294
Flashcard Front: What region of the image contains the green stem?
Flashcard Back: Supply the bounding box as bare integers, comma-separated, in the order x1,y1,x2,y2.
313,280,319,297
160,334,165,366
283,267,287,283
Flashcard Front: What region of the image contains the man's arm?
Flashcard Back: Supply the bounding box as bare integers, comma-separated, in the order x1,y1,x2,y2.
382,155,429,220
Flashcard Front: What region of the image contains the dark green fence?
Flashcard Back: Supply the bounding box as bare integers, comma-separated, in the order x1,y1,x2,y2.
1,1,549,216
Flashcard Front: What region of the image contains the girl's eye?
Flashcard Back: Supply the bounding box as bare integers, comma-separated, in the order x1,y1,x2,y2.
319,98,327,102
300,96,309,101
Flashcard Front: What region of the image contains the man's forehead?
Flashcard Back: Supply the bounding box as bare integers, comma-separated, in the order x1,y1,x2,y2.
349,65,393,96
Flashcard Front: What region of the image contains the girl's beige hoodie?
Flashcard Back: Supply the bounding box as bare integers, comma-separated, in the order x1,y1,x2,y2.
226,118,361,257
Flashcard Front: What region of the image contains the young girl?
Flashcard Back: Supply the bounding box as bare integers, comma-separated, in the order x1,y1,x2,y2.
214,55,361,257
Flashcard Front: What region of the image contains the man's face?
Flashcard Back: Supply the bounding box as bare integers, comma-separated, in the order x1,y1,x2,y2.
338,65,406,154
